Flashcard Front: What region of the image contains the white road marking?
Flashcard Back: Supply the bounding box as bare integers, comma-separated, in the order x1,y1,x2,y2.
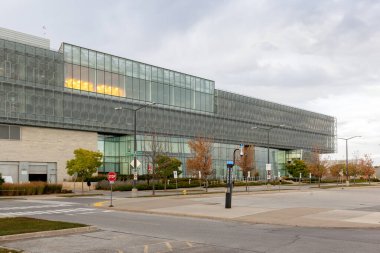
165,242,173,251
0,204,72,211
0,208,96,217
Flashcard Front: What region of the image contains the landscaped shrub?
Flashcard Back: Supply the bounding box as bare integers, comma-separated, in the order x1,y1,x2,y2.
0,182,63,196
44,183,63,194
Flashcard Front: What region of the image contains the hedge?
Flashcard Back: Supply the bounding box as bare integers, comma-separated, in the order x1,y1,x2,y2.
0,182,63,196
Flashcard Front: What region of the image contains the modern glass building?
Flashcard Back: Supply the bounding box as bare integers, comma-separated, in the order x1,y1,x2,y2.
0,29,336,183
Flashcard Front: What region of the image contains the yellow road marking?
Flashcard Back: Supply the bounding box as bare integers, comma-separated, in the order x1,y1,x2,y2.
165,242,173,251
186,242,193,247
144,245,149,253
116,250,124,253
93,201,108,207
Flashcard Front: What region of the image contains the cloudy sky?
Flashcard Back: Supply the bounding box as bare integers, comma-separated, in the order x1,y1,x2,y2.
1,0,379,164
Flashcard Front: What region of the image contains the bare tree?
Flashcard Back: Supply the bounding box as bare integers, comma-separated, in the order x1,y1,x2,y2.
307,147,328,188
145,133,163,195
186,137,213,192
348,153,360,184
236,145,254,191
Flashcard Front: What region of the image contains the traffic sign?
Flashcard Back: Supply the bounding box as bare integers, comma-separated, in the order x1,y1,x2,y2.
267,170,271,180
133,172,138,180
108,172,117,184
173,171,178,179
266,164,271,171
130,159,141,168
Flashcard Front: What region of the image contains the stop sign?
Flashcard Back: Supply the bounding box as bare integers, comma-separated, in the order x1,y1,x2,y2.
108,172,117,183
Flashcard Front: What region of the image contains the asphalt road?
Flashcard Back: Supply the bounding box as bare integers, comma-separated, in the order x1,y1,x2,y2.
1,195,380,253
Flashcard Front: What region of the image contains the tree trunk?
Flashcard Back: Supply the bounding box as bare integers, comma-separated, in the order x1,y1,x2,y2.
318,177,321,188
164,177,167,191
205,179,208,192
152,166,155,196
81,178,84,193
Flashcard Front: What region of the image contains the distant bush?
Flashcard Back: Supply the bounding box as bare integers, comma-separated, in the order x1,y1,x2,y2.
0,182,63,196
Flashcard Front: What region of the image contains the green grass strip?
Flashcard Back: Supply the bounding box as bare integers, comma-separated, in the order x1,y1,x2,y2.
0,247,23,253
0,217,87,236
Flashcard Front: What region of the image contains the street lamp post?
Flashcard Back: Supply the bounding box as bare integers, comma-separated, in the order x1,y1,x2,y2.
338,136,361,186
252,124,286,183
115,102,155,196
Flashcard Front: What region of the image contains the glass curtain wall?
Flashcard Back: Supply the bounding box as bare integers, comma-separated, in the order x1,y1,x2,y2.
98,134,288,180
61,43,215,113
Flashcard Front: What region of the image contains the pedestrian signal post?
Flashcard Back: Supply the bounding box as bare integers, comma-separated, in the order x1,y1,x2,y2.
225,160,234,208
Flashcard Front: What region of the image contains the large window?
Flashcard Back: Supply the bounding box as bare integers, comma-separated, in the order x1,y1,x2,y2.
0,125,21,140
62,43,215,112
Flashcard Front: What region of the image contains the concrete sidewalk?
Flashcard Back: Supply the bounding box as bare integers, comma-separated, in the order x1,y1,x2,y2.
94,186,380,228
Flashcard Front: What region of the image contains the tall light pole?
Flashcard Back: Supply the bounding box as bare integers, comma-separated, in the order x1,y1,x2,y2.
252,124,286,182
338,136,361,186
115,102,155,196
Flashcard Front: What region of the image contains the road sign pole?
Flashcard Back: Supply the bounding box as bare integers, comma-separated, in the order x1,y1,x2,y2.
107,172,116,207
109,183,113,207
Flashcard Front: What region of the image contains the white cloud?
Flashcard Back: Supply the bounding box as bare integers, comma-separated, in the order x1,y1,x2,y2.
1,0,380,163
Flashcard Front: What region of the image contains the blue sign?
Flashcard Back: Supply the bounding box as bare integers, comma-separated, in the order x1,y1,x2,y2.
226,160,234,166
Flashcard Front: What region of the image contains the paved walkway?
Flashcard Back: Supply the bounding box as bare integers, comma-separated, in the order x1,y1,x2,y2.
94,184,380,228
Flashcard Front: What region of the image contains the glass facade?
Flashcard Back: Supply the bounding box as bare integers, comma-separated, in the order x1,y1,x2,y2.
61,43,215,113
98,134,290,180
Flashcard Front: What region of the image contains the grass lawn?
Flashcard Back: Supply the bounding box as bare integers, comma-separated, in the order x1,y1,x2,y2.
0,247,23,253
0,217,87,236
317,184,373,189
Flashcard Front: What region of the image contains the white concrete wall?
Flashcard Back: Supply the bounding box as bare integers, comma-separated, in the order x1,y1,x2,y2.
0,126,98,182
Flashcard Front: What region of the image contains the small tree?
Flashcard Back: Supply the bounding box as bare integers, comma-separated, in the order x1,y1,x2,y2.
307,147,328,188
186,138,213,192
66,148,103,193
286,159,309,178
235,145,254,191
358,154,375,184
329,163,344,185
0,173,4,185
156,154,182,190
348,161,360,184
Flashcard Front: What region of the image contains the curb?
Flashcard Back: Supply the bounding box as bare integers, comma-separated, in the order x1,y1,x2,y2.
0,226,98,242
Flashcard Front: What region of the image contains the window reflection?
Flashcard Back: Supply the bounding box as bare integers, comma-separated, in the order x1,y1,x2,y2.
63,44,214,112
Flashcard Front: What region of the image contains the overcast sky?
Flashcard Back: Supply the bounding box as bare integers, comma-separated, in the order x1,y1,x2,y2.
1,0,379,164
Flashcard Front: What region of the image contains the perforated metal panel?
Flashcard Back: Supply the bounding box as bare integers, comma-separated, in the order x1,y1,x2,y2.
0,38,336,157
